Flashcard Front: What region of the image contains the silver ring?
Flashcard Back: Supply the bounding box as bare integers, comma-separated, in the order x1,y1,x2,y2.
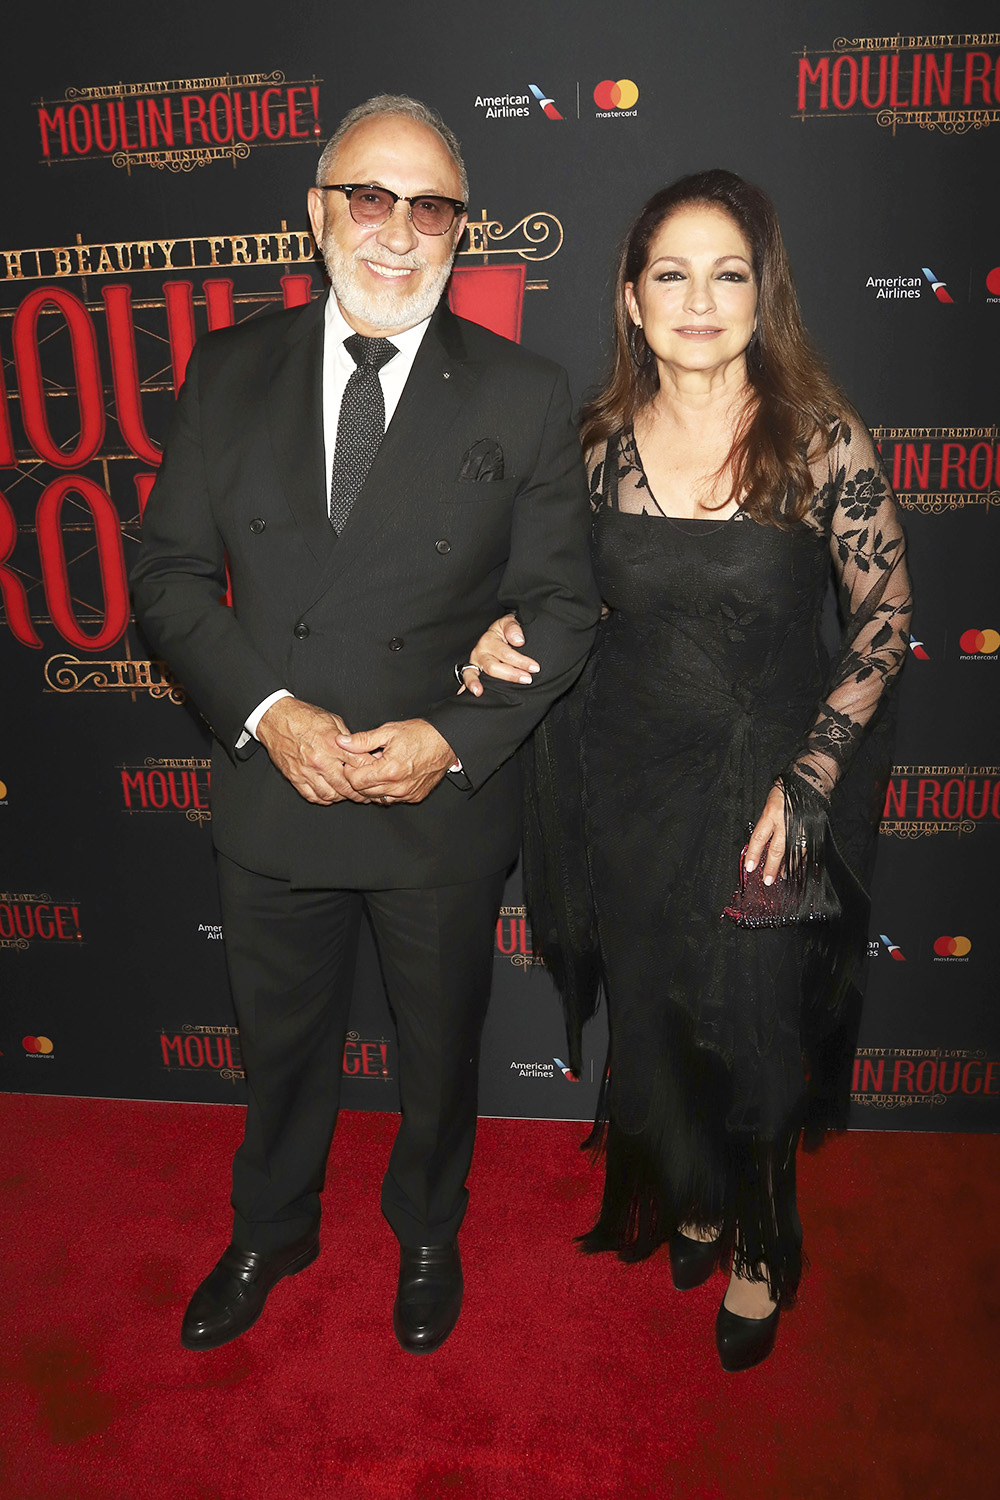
379,795,390,805
454,661,482,686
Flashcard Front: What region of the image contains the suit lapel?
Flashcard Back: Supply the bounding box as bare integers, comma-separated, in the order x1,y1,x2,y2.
301,303,480,606
265,291,334,565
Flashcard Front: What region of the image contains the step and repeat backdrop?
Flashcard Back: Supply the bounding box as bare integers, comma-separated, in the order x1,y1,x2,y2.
2,1,998,1131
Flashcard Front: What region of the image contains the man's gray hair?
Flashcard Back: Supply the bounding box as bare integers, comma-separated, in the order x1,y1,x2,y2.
315,94,468,202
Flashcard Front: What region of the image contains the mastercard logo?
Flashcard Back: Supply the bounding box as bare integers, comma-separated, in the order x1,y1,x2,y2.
594,79,640,110
960,629,999,654
23,1035,54,1053
987,267,1000,295
933,936,971,957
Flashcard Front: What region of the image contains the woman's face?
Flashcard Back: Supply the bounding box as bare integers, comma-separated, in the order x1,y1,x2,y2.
625,204,758,377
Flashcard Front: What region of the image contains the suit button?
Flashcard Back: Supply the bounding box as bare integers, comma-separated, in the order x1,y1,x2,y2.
293,622,310,639
435,539,451,554
388,637,404,651
249,518,265,534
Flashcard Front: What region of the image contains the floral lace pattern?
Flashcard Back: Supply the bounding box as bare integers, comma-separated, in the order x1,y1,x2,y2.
587,418,912,801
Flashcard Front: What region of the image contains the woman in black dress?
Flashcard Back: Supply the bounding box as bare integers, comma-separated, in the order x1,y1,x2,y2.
462,171,911,1370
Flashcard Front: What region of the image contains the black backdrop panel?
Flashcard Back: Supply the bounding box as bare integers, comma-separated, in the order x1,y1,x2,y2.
2,1,998,1133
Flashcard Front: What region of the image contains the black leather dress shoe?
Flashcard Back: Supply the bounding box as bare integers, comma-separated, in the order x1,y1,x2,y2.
180,1231,319,1351
392,1241,463,1355
715,1296,780,1372
668,1232,720,1291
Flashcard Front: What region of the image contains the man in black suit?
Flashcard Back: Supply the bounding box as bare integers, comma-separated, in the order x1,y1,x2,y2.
131,94,598,1355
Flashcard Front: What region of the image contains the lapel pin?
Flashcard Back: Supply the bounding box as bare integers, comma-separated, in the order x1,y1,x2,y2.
443,370,451,379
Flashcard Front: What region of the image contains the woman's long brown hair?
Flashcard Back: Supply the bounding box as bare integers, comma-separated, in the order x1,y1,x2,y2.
580,169,846,525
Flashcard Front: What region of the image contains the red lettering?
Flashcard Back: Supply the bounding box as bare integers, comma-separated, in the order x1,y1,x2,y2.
281,274,314,309
903,444,930,491
261,87,287,139
134,472,157,519
883,779,906,818
204,279,235,330
940,444,967,490
91,102,118,153
985,1062,1000,1096
147,771,168,808
36,475,129,650
892,1059,914,1092
233,91,259,141
102,284,162,465
163,280,196,391
967,779,991,820
184,1034,205,1067
181,94,210,145
937,1060,961,1095
286,87,309,137
967,443,992,491
797,57,829,111
891,442,902,490
168,771,191,809
122,769,148,807
889,54,905,107
342,1041,360,1075
38,105,68,157
67,103,92,155
962,1060,982,1094
0,905,12,938
53,905,72,939
832,56,858,109
915,1059,936,1094
861,1058,884,1091
13,287,104,468
860,54,887,108
0,488,43,647
203,1036,226,1068
910,54,922,105
117,100,137,151
994,782,1000,820
14,905,35,940
147,98,173,147
924,53,952,106
964,52,993,104
361,1042,380,1076
161,1034,184,1066
941,779,965,820
495,918,518,954
208,92,233,144
915,780,940,820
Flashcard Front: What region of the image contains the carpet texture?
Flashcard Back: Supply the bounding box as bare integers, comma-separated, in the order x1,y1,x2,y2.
1,1094,996,1499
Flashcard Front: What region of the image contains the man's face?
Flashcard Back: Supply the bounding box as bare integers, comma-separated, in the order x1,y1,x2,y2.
307,116,467,337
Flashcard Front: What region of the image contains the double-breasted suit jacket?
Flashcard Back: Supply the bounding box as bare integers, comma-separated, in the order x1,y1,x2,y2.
131,291,600,888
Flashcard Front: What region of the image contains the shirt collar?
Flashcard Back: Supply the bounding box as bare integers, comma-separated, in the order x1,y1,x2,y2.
324,292,433,356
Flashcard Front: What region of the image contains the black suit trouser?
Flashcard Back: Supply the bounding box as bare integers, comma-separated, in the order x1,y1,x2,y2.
216,853,507,1253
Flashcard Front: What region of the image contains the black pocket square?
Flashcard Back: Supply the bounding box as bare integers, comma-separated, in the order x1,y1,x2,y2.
459,437,505,481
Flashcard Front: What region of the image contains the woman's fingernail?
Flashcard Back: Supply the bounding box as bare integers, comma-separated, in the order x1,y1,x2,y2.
512,635,524,646
763,875,773,886
745,859,755,872
519,674,532,684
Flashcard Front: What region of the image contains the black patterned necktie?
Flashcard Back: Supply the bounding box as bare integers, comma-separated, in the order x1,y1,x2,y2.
328,333,398,533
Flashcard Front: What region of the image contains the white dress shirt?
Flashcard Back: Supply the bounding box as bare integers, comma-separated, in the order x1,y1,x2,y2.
242,296,432,742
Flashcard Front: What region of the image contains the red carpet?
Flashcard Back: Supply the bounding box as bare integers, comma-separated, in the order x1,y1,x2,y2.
1,1095,996,1500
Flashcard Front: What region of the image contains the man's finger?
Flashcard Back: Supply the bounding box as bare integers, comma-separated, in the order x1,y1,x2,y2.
336,728,387,755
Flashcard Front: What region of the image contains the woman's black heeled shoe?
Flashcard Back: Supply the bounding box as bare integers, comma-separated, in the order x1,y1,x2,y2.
715,1296,780,1372
668,1232,719,1291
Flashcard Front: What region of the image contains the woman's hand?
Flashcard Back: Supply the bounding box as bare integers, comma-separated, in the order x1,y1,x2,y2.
459,614,540,698
744,785,787,885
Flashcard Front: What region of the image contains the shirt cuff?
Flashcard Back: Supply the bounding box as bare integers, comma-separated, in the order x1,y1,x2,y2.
238,688,293,748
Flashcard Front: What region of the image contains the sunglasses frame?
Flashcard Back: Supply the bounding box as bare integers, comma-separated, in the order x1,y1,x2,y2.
319,183,467,236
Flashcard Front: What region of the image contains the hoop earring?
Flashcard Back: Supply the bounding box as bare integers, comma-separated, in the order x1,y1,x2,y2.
628,321,651,366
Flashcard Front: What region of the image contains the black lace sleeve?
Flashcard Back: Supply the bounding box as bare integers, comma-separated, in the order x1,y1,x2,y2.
784,417,912,803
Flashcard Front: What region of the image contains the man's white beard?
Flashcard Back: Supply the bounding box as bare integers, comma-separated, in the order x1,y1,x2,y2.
322,229,454,332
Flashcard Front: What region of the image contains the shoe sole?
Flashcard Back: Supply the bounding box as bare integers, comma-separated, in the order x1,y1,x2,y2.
180,1240,320,1352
